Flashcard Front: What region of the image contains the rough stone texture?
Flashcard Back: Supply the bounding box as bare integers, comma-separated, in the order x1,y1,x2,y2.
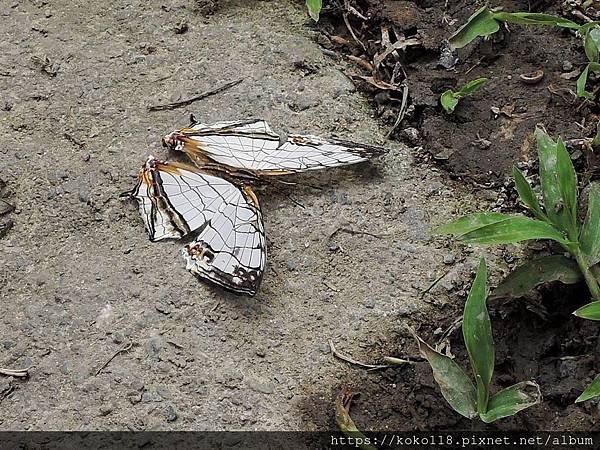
0,0,493,430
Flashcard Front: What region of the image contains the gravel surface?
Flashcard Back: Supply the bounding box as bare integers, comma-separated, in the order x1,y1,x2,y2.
0,0,496,430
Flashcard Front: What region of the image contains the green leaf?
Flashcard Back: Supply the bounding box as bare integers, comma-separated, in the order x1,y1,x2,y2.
555,137,578,234
491,255,583,299
409,328,478,419
577,64,593,99
334,387,378,450
575,374,600,403
573,301,600,320
306,0,322,22
459,216,569,246
440,90,459,113
577,62,600,99
463,258,494,414
435,213,569,246
580,183,600,267
512,166,545,220
440,78,488,114
458,78,488,96
433,212,513,236
592,121,600,146
491,12,580,29
585,27,600,63
536,128,573,234
480,381,542,423
449,6,500,49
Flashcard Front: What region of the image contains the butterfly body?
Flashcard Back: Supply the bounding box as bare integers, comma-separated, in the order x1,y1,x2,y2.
129,119,387,296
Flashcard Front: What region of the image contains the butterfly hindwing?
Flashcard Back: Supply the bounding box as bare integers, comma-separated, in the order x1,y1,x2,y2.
129,157,266,295
183,184,265,296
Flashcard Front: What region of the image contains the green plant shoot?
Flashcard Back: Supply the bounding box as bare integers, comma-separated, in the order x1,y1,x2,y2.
440,78,488,113
449,6,580,49
434,127,600,402
335,387,377,450
408,258,541,422
449,6,600,98
306,0,322,22
593,121,600,146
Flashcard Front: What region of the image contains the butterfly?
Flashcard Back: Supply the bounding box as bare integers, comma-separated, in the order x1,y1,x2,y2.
127,118,387,296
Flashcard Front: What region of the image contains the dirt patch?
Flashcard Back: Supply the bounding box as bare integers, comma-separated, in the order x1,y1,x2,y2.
319,0,600,184
300,281,600,431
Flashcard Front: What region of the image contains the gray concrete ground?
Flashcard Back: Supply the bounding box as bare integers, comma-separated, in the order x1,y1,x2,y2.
0,0,495,430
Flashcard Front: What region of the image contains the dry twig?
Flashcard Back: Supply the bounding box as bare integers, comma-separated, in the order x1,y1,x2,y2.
329,227,389,240
0,366,31,378
95,342,132,376
329,340,391,370
148,79,243,111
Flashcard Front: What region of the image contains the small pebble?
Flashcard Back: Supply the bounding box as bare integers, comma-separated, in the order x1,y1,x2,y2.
127,391,142,404
174,21,188,34
166,405,178,422
363,298,375,309
155,302,171,315
60,361,72,374
319,343,330,354
443,254,455,265
2,340,16,350
112,332,124,345
401,127,420,144
99,405,113,416
147,336,163,356
78,189,90,203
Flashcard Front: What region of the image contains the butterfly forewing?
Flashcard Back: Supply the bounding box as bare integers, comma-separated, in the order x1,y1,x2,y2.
163,119,387,175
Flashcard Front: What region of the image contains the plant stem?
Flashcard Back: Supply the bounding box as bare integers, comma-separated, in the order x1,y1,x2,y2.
575,249,600,301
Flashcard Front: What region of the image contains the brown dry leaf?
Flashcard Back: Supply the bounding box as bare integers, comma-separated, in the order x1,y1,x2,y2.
347,55,374,72
561,68,582,80
373,35,421,67
331,35,351,46
354,74,402,91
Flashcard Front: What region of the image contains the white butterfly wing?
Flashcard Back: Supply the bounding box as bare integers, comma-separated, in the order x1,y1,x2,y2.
182,185,266,296
128,157,266,295
130,157,242,242
163,119,387,174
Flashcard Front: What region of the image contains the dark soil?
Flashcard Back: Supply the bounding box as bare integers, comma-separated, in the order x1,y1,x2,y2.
305,0,600,432
300,282,600,431
319,0,600,184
